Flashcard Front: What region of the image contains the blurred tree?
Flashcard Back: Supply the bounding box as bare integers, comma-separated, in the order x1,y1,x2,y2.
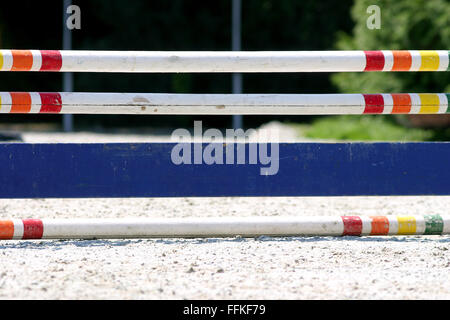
331,0,450,128
332,0,449,94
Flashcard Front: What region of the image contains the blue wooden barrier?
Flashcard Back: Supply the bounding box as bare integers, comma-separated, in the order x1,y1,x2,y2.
0,142,448,198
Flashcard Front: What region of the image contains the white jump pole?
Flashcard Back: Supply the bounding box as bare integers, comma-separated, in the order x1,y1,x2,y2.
0,50,448,72
0,92,447,115
1,216,449,239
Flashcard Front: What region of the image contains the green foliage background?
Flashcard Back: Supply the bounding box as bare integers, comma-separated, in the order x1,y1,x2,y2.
332,0,450,94
317,0,450,141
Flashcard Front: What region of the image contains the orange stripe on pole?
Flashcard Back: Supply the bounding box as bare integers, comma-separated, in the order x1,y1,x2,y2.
11,50,33,71
370,216,389,235
0,51,3,70
392,51,412,71
0,220,14,239
10,92,32,113
391,94,412,114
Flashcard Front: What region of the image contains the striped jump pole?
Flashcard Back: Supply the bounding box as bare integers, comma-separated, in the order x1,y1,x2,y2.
0,92,448,114
0,50,448,73
0,216,449,239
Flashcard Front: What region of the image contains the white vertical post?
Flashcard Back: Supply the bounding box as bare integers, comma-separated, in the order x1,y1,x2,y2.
232,0,243,129
62,0,74,132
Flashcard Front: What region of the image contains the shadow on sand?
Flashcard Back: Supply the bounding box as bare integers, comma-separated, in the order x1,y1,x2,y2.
1,234,450,250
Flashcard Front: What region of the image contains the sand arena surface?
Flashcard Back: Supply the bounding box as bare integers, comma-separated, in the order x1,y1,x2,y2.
0,124,449,299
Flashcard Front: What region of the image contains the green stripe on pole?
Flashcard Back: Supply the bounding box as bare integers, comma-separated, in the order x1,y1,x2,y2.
446,93,450,113
424,214,444,235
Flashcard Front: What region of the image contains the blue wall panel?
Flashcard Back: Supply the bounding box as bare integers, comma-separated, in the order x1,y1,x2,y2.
0,142,448,198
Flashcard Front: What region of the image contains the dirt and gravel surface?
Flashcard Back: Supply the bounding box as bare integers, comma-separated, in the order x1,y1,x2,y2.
0,122,449,300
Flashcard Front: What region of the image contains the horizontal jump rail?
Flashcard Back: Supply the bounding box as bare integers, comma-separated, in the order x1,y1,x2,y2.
0,50,448,72
0,143,450,198
1,216,449,239
0,92,448,114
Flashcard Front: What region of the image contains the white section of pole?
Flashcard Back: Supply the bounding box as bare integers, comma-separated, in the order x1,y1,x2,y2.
41,217,345,238
56,92,367,106
52,50,369,72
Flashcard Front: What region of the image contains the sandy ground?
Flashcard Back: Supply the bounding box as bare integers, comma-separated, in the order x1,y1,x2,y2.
0,122,449,300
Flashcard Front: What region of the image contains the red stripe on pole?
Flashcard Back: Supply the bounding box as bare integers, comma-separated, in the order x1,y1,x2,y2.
364,51,385,71
363,94,384,114
341,216,362,236
39,93,62,113
22,219,43,239
40,50,62,71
